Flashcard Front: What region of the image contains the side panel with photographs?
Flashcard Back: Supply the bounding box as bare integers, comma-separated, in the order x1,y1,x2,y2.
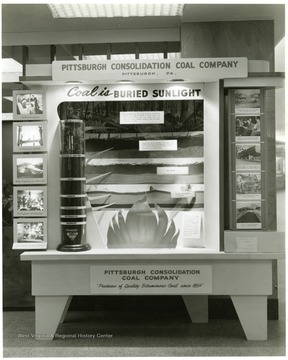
13,90,46,121
13,154,48,185
13,218,47,249
228,89,267,229
13,121,47,153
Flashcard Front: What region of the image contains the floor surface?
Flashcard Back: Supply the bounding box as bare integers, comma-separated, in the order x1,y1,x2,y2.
3,301,286,358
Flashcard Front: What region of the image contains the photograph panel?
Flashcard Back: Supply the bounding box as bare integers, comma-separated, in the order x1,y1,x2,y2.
234,89,261,114
13,154,48,184
235,144,261,170
236,201,262,229
13,218,47,249
13,121,47,152
13,90,46,120
13,186,47,217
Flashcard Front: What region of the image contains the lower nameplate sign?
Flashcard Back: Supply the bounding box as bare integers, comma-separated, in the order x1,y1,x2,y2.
90,265,212,294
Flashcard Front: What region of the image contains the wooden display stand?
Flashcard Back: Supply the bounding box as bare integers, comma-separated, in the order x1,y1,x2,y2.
21,249,284,341
17,62,284,343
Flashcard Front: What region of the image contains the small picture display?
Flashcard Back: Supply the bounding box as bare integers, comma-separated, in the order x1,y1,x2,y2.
236,172,261,200
13,90,46,120
234,89,261,114
13,218,47,249
13,186,47,217
13,154,48,184
235,144,261,170
236,201,262,229
235,115,261,142
13,121,47,152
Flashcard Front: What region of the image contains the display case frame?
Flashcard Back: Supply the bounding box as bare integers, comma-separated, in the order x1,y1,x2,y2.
55,82,221,252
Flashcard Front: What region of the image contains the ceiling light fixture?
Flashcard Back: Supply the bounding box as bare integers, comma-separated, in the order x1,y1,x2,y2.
65,80,83,84
85,55,107,61
117,80,134,83
48,4,184,18
111,54,136,61
169,79,186,82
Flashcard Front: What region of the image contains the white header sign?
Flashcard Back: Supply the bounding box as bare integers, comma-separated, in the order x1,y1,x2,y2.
52,57,248,82
90,265,212,295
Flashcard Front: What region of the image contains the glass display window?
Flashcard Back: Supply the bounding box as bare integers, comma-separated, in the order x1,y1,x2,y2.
56,82,221,251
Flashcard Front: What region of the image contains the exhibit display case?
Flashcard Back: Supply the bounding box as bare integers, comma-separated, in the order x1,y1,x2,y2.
58,93,206,250
54,80,220,252
12,57,284,341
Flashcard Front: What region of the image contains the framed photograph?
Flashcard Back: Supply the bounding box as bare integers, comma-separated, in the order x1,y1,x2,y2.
235,143,261,171
235,172,262,200
236,201,262,229
13,121,47,152
234,89,261,114
13,90,46,120
235,115,261,142
13,154,48,185
13,186,47,217
13,218,47,249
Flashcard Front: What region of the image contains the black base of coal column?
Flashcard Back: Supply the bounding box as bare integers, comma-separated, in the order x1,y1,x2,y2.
57,243,91,252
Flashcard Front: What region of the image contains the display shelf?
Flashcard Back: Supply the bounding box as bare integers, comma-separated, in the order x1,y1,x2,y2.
20,248,284,261
224,230,285,253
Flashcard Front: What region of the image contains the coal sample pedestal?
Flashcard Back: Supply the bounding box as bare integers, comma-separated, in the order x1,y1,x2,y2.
57,120,91,252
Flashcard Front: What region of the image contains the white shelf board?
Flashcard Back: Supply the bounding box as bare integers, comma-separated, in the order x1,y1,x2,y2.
20,248,284,261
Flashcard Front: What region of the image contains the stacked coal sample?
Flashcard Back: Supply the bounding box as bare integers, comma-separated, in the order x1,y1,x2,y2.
57,120,90,252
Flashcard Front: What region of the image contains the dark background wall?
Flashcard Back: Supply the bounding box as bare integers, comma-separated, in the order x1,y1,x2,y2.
181,21,275,70
2,20,278,317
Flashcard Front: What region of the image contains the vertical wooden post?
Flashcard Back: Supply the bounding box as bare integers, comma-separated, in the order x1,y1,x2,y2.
163,42,168,59
22,45,29,76
78,44,84,60
135,42,140,59
107,44,112,60
50,45,56,63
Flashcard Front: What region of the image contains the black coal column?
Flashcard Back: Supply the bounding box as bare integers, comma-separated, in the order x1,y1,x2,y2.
57,119,91,252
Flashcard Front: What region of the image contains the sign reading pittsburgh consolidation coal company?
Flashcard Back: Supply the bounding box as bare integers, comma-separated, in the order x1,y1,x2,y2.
90,265,212,294
52,57,248,82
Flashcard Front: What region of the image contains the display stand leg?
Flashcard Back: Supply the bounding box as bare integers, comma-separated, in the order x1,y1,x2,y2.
231,295,268,340
35,296,71,340
182,295,208,323
59,296,72,324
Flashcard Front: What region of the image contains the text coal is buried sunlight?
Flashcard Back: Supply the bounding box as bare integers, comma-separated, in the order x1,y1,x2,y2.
67,85,202,99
